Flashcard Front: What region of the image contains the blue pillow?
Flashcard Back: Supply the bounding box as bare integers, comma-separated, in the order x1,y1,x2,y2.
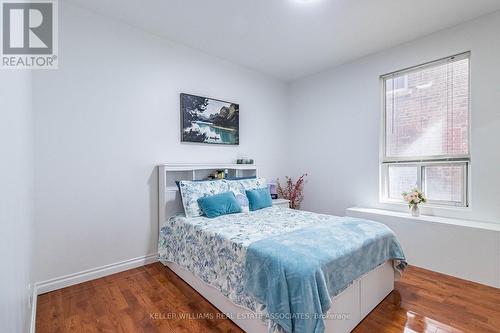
197,192,242,218
245,188,272,211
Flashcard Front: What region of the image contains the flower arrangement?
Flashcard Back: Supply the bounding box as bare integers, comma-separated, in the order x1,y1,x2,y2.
276,173,308,209
402,188,426,216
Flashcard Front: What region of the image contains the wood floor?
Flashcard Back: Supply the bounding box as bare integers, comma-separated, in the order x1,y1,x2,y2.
36,263,500,333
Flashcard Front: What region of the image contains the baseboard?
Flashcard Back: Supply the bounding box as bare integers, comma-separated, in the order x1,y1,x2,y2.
30,285,37,333
35,253,158,295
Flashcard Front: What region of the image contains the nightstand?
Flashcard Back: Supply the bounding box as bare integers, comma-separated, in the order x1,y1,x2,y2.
272,199,290,209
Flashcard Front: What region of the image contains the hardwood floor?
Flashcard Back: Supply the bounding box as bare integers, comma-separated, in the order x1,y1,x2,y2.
353,266,500,333
36,263,500,333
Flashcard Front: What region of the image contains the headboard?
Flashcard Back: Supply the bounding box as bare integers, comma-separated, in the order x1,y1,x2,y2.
158,163,258,228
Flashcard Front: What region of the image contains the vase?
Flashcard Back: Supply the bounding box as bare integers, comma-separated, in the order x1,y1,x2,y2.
410,205,420,217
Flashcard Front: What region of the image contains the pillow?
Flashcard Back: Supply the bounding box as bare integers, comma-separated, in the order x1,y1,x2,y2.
175,178,214,191
224,176,257,181
178,180,228,217
246,187,273,211
236,177,267,190
197,192,242,218
232,191,250,213
225,177,266,213
225,177,267,195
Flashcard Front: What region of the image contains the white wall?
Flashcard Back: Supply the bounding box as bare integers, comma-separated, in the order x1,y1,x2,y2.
347,208,500,287
289,11,500,224
30,0,500,291
0,72,34,332
33,3,289,282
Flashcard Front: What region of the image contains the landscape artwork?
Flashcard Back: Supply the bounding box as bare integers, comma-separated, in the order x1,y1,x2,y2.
180,93,239,145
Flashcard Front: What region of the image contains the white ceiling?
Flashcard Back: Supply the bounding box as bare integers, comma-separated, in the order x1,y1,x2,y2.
64,0,500,81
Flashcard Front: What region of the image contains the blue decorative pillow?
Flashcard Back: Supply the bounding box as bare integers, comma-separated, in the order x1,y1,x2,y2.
197,192,242,218
245,187,273,211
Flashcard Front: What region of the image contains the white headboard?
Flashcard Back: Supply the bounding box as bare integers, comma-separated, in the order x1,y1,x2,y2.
158,163,258,228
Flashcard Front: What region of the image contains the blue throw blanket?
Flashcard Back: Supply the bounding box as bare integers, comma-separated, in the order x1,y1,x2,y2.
244,217,406,333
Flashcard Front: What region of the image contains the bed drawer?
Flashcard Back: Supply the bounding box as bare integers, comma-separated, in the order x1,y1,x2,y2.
359,261,394,318
326,279,360,333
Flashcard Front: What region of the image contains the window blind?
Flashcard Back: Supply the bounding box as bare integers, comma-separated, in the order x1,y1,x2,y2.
383,53,470,162
380,53,470,207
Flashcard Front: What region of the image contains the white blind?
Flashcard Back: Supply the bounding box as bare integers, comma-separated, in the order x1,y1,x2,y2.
383,54,470,161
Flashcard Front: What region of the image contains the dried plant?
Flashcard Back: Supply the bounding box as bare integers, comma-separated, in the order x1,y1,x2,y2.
276,173,308,209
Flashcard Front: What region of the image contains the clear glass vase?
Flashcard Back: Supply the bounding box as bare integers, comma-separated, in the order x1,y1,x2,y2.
410,205,420,217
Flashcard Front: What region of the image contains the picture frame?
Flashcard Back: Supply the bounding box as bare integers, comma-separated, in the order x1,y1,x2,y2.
180,93,239,145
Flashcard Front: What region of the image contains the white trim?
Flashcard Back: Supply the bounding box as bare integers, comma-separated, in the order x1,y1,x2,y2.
30,285,37,333
380,51,471,81
378,198,473,213
35,254,158,295
347,207,500,232
381,160,470,208
159,163,257,171
379,53,472,208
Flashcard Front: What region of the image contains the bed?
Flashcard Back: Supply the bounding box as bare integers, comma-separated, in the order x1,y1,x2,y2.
157,164,406,333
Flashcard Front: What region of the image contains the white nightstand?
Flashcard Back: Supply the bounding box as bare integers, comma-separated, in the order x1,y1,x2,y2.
272,199,290,209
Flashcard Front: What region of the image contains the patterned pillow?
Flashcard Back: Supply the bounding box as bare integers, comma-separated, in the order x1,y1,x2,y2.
232,191,250,213
226,177,267,192
225,178,267,213
178,180,229,217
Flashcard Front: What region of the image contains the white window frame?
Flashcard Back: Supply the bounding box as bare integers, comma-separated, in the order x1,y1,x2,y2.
379,52,471,208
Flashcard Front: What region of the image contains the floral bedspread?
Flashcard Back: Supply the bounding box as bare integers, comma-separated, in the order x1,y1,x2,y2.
158,207,344,313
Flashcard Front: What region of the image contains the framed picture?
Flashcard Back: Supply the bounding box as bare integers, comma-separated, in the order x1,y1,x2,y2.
180,93,239,145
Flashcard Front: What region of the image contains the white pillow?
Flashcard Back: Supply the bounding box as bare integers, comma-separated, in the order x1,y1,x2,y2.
178,180,229,217
232,191,250,213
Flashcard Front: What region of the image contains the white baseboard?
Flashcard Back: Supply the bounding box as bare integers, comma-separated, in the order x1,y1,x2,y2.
30,285,37,333
35,253,158,295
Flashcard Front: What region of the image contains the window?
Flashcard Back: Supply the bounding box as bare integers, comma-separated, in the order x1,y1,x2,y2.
381,53,470,207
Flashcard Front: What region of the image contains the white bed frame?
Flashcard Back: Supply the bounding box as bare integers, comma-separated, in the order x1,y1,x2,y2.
158,164,394,333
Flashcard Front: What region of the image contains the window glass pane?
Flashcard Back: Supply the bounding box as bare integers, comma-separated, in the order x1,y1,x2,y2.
388,165,418,199
385,58,469,158
424,164,465,203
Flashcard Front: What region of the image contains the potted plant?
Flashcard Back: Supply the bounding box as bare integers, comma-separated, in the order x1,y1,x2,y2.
276,174,307,209
402,188,427,217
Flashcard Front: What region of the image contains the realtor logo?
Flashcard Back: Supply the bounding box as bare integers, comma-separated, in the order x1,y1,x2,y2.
1,0,58,69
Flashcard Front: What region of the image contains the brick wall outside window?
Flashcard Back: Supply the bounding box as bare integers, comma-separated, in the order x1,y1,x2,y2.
382,57,469,204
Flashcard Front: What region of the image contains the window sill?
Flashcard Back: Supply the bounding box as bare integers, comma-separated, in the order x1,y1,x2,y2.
346,207,500,232
379,199,471,212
